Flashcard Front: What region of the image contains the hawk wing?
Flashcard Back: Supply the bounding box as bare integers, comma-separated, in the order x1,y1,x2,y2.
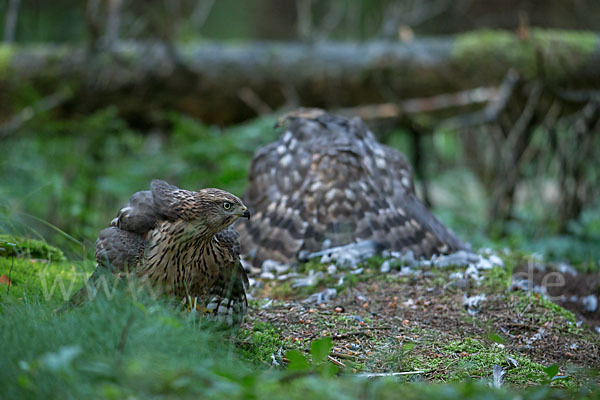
66,181,250,327
111,179,192,233
237,111,467,268
95,227,146,272
62,182,176,310
98,179,191,271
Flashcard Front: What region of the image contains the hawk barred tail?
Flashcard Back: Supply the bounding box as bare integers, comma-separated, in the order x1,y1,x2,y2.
63,180,250,327
236,110,467,268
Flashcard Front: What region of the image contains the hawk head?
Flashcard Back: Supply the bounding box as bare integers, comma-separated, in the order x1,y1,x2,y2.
150,180,249,235
194,188,250,233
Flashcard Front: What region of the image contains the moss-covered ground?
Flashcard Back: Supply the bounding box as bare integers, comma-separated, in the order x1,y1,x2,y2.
1,239,598,399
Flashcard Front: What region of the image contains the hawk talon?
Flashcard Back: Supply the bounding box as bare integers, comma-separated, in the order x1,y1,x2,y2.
184,296,214,314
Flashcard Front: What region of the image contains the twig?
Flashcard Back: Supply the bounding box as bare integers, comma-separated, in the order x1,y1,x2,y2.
518,301,533,317
314,1,345,40
3,242,16,294
487,81,543,221
330,351,357,360
85,0,102,50
554,88,600,103
0,89,73,139
337,86,498,121
328,355,346,368
105,0,123,46
238,87,273,116
117,314,135,355
440,69,520,130
356,371,425,378
192,0,216,31
332,331,370,340
379,0,450,38
501,81,543,163
330,327,391,341
7,253,14,294
296,0,312,41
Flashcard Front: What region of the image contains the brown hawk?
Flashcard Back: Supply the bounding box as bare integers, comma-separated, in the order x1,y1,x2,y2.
69,180,250,326
236,110,466,268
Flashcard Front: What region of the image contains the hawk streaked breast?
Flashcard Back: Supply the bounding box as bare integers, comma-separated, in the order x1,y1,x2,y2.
236,110,466,268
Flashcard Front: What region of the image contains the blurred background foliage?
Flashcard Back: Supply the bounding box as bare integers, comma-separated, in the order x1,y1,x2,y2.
3,0,600,42
0,0,599,267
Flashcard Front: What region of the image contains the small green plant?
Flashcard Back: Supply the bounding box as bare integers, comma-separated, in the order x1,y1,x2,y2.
541,364,569,384
285,337,338,378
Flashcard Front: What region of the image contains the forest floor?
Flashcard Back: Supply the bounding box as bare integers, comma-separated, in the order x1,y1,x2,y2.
241,253,600,386
1,238,600,397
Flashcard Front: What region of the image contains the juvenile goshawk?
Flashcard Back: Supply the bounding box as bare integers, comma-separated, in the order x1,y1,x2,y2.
236,110,466,268
71,180,250,326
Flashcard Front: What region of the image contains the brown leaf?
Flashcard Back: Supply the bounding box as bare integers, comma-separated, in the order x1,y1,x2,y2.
0,274,12,286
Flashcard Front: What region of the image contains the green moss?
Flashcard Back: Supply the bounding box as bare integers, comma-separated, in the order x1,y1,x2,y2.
270,281,294,298
0,45,13,78
400,337,567,386
453,30,536,78
535,296,577,324
296,259,327,274
453,29,598,81
360,255,386,270
0,235,66,262
481,266,512,292
238,321,287,365
515,292,577,325
0,256,93,304
531,29,597,56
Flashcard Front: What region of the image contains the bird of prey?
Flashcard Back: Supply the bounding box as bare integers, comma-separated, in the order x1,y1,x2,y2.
236,109,466,268
69,180,250,326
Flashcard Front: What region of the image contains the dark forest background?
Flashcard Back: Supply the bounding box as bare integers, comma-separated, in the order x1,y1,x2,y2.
0,0,599,266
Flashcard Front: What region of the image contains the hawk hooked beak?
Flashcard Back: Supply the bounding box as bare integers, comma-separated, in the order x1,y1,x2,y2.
241,207,251,220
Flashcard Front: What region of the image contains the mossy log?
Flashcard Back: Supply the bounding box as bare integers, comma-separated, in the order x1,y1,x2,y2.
0,29,598,126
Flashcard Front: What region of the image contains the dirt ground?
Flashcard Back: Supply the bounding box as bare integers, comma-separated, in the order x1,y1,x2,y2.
242,264,600,382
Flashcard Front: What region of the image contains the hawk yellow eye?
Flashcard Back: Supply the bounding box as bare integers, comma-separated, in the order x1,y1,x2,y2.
223,202,231,210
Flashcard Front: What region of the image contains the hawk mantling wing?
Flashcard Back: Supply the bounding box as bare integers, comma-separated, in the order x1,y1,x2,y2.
237,111,466,268
71,180,250,326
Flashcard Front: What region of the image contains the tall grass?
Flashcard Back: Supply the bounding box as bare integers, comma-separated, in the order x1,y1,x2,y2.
0,289,253,399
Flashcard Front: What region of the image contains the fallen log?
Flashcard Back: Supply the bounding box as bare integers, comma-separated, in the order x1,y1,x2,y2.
0,29,598,126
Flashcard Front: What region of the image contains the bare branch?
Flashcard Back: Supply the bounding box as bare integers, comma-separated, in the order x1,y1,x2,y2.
296,0,313,40
85,0,103,49
356,371,425,378
440,70,520,130
0,90,72,140
380,0,451,38
3,0,21,43
237,87,273,116
105,0,124,46
192,0,216,31
314,1,346,40
337,86,498,121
